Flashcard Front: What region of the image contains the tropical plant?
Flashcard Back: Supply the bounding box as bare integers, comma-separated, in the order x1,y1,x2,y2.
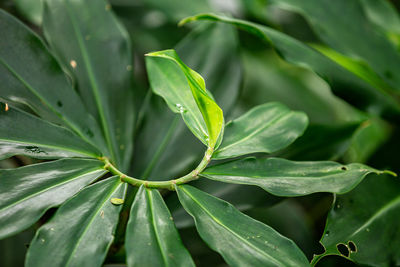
1,0,400,266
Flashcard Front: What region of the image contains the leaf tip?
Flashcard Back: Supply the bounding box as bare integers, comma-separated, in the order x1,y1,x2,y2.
383,170,397,177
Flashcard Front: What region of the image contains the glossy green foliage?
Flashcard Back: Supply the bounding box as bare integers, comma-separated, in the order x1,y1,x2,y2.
0,103,100,159
126,186,194,266
214,102,308,159
180,13,400,117
42,0,135,171
202,157,385,197
0,159,105,239
26,177,126,267
176,185,310,266
146,49,224,148
313,174,400,266
1,0,399,266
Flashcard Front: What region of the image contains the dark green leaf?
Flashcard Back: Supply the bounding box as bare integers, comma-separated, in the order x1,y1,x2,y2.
214,102,308,159
202,157,387,196
126,186,194,267
146,49,224,149
271,0,400,91
312,174,400,266
26,177,126,267
0,159,106,239
0,103,100,159
42,0,135,171
176,185,309,266
180,13,400,117
0,10,106,152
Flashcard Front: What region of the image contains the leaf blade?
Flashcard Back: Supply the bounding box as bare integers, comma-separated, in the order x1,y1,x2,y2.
176,185,309,266
25,177,126,267
0,158,106,239
214,102,308,159
126,186,194,267
0,103,100,159
202,157,385,196
145,49,224,149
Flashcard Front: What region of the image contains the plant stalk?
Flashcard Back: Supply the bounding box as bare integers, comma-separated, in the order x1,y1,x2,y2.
102,147,213,190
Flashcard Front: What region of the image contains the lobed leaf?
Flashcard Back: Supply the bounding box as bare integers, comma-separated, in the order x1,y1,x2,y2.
42,0,135,171
0,159,106,239
213,102,308,159
126,186,194,267
202,157,387,197
26,176,126,267
176,185,309,266
0,103,100,159
145,49,224,149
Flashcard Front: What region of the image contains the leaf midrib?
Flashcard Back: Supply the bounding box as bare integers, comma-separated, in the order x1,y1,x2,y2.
0,138,97,157
0,168,104,213
349,194,400,238
216,111,292,154
180,187,283,266
147,190,169,266
62,0,116,163
64,180,122,267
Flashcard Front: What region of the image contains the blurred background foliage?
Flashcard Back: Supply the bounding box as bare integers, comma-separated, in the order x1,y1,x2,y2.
1,0,399,266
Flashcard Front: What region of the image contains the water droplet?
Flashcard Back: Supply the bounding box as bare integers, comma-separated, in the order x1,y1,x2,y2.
175,104,185,113
50,228,55,231
57,101,63,107
41,239,45,243
325,231,330,237
366,228,370,232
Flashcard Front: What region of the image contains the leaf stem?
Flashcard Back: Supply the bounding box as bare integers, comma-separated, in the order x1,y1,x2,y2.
102,147,213,190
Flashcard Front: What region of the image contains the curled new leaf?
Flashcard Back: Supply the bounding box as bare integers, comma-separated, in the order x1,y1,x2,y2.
145,49,224,149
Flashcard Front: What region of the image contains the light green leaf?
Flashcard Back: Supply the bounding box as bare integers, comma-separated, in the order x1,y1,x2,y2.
271,0,400,91
214,102,308,159
0,159,106,239
126,186,194,267
0,103,100,159
180,13,400,117
176,185,309,266
133,23,241,180
312,174,400,266
26,177,126,267
42,0,135,171
13,0,42,25
201,157,388,197
145,49,224,149
0,10,106,152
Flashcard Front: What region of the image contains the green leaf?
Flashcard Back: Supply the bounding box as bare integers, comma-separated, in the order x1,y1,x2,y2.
0,103,100,159
145,49,224,149
13,0,43,25
0,10,106,152
240,50,365,125
0,159,106,239
312,174,400,266
133,22,241,180
180,13,400,117
175,185,309,266
42,0,135,171
126,186,194,267
26,176,126,267
201,157,387,197
214,102,308,159
271,0,400,91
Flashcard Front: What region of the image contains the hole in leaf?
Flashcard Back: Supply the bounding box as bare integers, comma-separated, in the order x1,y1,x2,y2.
348,241,357,253
337,243,350,257
341,166,347,171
